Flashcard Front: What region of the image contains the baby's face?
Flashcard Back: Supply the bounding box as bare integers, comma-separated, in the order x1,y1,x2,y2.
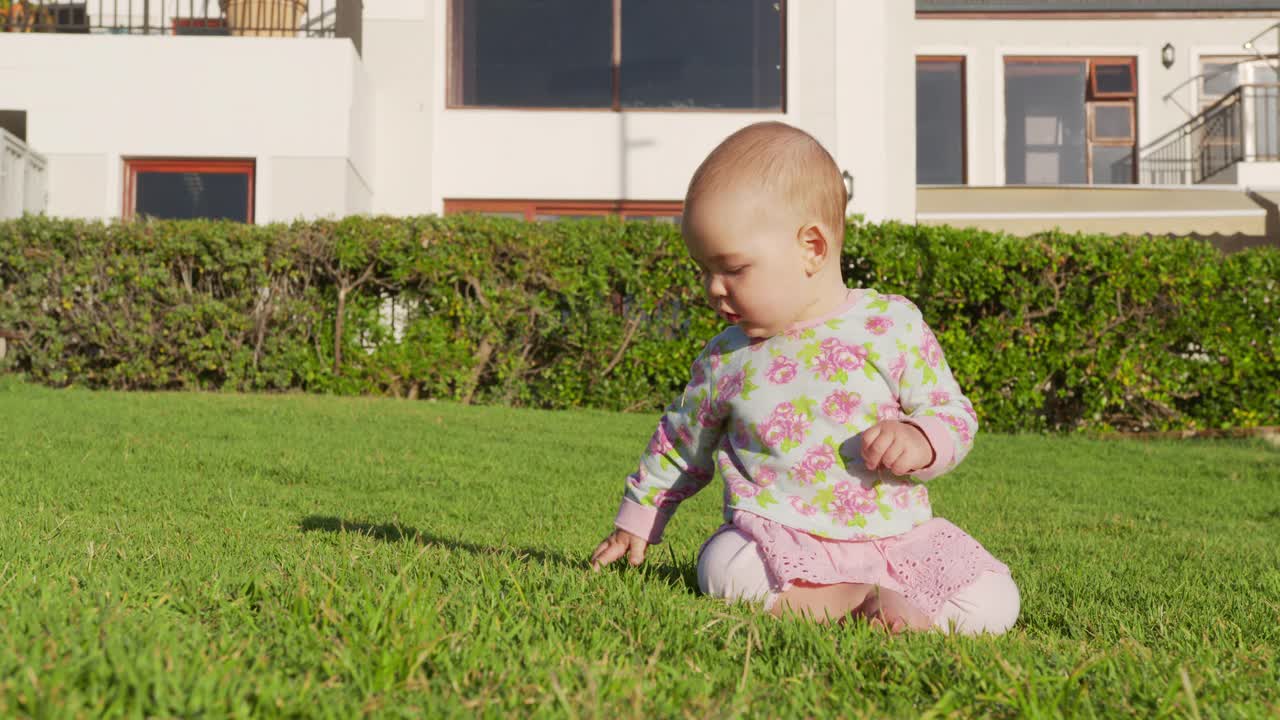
682,189,817,339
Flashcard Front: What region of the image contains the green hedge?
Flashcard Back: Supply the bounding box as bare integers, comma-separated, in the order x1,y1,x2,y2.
1,215,1277,432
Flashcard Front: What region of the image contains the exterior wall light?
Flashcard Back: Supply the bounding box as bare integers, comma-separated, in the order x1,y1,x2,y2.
1162,43,1176,69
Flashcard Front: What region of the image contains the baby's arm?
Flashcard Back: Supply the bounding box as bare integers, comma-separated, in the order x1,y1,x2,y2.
868,300,979,481
590,348,727,569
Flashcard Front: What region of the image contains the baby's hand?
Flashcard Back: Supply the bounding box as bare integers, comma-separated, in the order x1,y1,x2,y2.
589,529,648,571
860,420,935,476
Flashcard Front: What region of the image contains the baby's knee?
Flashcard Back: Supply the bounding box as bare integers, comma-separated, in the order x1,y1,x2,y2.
933,571,1021,636
696,528,776,608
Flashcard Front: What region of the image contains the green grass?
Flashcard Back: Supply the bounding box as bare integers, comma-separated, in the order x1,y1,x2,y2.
0,376,1277,718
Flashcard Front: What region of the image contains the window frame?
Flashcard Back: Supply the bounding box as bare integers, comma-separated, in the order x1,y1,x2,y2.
1003,55,1138,185
1087,101,1135,143
444,198,683,222
916,55,968,185
1089,58,1137,99
445,0,787,113
122,158,256,223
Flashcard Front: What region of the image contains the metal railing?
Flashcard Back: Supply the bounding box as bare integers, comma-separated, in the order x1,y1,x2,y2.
0,0,357,39
0,129,47,220
1139,84,1280,185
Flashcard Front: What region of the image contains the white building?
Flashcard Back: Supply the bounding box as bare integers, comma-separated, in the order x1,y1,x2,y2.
2,0,1279,245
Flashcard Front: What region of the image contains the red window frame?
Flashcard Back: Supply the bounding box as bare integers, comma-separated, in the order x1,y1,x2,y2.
172,17,228,34
444,199,683,222
123,158,256,222
1090,58,1137,99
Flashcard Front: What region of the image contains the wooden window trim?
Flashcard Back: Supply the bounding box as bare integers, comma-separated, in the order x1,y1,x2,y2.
917,55,968,185
446,0,787,113
444,199,683,222
1088,101,1135,143
1090,58,1137,99
123,158,256,223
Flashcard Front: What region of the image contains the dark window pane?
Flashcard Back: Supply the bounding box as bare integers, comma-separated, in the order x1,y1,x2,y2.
457,0,612,108
1093,105,1132,141
917,60,965,184
621,0,782,109
136,171,250,221
1091,146,1133,184
1093,63,1133,95
1005,61,1087,184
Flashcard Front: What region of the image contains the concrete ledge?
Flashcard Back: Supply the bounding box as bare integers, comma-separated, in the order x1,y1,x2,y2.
917,185,1272,238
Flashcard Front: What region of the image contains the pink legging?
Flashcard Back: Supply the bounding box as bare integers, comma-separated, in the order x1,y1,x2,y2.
696,527,1020,635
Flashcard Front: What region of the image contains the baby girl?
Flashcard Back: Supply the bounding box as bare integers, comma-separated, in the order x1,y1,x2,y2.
589,121,1019,634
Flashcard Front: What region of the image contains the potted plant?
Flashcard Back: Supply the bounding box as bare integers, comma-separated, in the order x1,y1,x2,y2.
0,0,26,31
220,0,309,37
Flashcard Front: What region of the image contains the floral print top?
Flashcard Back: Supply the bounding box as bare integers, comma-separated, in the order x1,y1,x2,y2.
614,288,979,544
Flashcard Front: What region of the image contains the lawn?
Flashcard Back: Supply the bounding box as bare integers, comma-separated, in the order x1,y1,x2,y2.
0,376,1277,718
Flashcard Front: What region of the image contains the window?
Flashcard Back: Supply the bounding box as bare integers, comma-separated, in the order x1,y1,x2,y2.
1004,57,1136,185
1201,60,1241,110
449,0,784,110
444,199,682,223
124,159,255,222
916,57,966,185
17,2,89,32
0,110,26,141
1199,57,1279,109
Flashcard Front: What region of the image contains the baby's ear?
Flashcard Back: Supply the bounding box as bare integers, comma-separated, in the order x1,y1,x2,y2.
796,222,831,273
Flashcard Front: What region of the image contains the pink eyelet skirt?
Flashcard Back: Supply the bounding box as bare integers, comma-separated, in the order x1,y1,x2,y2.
697,510,1014,623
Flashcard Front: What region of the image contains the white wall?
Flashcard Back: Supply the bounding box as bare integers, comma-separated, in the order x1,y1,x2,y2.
363,0,435,216
404,0,909,221
834,0,916,222
913,16,1280,186
0,34,370,221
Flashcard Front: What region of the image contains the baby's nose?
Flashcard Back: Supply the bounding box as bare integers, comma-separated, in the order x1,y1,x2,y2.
705,275,727,298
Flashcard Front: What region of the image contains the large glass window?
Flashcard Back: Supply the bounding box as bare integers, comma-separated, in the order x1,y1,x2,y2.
451,0,612,108
450,0,784,110
621,0,782,109
916,57,966,185
1005,57,1136,185
124,159,254,222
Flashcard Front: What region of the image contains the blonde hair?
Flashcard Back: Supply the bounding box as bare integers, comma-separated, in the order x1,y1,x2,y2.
684,121,847,239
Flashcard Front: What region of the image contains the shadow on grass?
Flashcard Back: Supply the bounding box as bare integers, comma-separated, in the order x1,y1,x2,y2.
299,515,700,594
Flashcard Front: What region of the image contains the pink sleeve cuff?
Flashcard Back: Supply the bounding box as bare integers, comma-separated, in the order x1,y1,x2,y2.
905,416,956,482
614,497,670,545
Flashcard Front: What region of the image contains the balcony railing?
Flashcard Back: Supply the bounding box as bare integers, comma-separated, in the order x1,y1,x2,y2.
1139,84,1280,185
0,0,360,42
0,129,47,220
